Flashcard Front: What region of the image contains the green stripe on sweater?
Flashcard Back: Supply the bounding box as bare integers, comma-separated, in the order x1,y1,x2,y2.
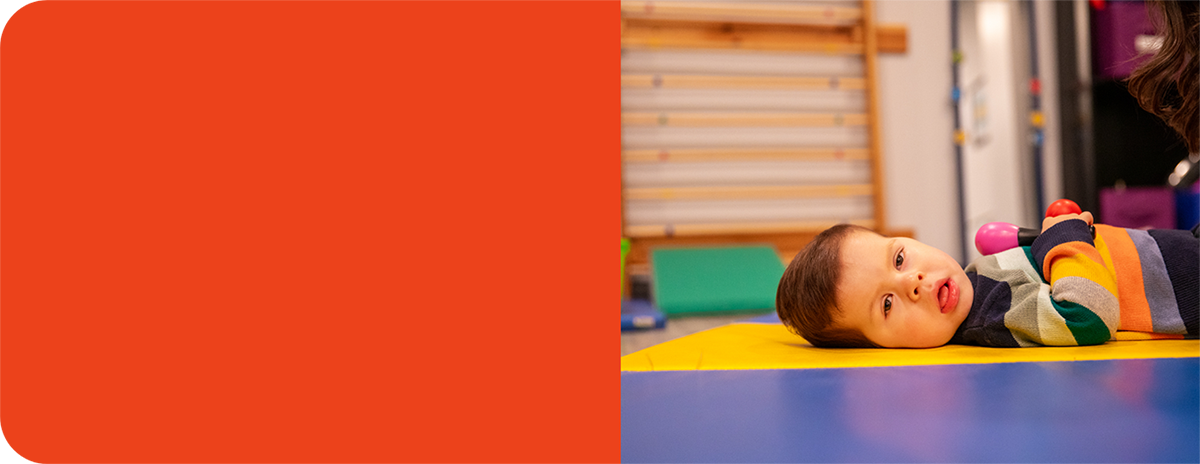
1053,299,1111,345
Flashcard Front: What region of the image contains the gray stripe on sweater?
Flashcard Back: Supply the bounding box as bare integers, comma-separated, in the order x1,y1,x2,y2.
1127,229,1186,334
1050,275,1120,336
976,251,1057,346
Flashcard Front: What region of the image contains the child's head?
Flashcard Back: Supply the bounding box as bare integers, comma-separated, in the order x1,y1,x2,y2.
776,225,973,348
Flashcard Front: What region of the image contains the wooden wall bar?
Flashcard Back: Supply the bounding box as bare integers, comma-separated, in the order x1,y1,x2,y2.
619,1,908,271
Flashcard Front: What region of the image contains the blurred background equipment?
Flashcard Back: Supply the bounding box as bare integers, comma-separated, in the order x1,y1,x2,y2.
620,0,909,273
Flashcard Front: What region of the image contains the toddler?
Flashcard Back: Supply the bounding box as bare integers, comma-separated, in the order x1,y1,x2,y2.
775,213,1199,348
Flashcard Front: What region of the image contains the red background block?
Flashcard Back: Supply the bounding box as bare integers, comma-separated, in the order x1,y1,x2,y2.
1,2,619,462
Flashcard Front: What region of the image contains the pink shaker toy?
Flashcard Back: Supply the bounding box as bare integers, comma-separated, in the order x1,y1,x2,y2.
974,199,1086,256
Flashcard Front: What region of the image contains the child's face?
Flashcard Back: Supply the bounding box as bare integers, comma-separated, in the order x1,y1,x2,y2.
835,230,973,348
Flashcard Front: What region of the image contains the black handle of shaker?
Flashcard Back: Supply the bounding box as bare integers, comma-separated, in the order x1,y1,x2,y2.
1016,224,1096,247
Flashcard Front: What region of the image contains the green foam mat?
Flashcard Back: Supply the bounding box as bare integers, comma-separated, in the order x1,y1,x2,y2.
650,245,785,315
620,238,630,296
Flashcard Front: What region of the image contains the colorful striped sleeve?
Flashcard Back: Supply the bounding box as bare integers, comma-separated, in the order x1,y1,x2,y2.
1089,225,1196,336
1145,229,1199,335
1028,219,1120,345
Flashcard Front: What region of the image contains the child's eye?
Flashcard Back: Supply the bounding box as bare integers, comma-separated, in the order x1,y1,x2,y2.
894,249,905,269
883,295,892,317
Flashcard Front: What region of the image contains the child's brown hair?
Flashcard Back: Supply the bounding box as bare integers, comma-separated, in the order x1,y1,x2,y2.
775,224,880,348
1127,0,1198,152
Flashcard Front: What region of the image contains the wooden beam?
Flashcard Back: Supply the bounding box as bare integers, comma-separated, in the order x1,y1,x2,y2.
879,24,907,55
621,74,866,90
620,18,908,54
625,184,872,201
627,232,826,268
620,1,862,26
862,0,888,233
621,112,868,127
624,219,874,238
618,1,908,267
626,227,915,267
623,147,870,163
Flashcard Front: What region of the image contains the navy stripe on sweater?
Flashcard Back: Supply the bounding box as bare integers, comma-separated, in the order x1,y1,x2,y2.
951,272,1020,347
1147,228,1199,335
1031,219,1094,276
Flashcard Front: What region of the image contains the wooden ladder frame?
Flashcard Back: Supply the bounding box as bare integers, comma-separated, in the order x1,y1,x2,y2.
620,1,909,273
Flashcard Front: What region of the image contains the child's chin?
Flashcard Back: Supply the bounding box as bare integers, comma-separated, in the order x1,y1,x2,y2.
902,337,951,349
921,339,951,349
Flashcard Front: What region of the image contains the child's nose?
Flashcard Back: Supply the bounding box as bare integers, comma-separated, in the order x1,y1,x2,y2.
905,272,926,301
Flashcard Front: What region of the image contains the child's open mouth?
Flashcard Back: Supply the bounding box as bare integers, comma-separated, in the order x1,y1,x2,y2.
938,279,958,314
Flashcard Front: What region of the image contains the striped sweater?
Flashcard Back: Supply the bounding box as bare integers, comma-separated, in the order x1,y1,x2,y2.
950,219,1198,347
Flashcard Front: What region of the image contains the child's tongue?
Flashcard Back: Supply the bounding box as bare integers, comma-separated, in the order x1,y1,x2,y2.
938,283,949,309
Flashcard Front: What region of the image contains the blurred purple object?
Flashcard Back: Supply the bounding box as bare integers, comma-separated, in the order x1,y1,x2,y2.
1091,0,1155,79
1100,186,1176,229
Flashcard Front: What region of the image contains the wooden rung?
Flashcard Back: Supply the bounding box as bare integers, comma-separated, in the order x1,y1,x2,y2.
624,227,915,266
620,1,862,26
625,184,872,201
622,112,868,127
624,219,876,238
621,74,866,90
623,148,870,163
621,18,907,54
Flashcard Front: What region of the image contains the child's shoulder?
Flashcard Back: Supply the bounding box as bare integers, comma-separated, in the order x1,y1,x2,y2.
966,246,1042,283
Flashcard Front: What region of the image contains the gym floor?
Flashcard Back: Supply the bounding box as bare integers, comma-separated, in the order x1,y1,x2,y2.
621,313,765,356
620,273,775,356
621,313,1200,462
622,357,1200,462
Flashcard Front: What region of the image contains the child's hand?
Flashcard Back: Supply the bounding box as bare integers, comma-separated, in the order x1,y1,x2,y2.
1041,211,1093,233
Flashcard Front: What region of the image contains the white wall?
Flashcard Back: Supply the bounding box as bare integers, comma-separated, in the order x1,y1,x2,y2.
618,1,1050,265
961,0,1034,261
1036,0,1064,210
877,0,1053,264
875,0,962,260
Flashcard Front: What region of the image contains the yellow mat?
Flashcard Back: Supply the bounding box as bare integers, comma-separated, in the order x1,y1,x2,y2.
621,322,1200,371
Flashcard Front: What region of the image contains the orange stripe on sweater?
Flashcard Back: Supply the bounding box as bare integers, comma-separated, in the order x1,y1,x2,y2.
1094,224,1152,332
1041,238,1107,277
1112,331,1186,341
